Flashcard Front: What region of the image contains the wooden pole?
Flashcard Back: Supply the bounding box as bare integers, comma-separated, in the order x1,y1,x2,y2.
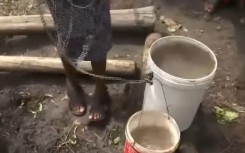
0,6,156,35
0,56,136,77
140,33,162,78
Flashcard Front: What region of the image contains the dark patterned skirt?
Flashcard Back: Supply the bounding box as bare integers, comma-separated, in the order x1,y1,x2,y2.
47,0,112,62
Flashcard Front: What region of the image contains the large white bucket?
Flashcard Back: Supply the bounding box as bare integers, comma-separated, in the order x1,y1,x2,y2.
143,36,217,131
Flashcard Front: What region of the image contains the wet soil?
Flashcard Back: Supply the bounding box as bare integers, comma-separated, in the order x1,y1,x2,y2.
0,0,245,153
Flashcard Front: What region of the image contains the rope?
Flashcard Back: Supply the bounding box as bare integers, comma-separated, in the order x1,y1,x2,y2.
37,0,148,84
39,1,172,148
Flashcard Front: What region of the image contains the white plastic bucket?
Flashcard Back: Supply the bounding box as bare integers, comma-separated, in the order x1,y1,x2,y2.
143,36,217,131
124,111,180,153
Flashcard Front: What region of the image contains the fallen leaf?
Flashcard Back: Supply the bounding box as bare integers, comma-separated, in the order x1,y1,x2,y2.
215,106,239,124
167,26,177,33
69,126,78,145
113,136,121,145
69,137,77,145
163,17,177,26
29,103,43,118
30,110,36,115
182,27,188,32
160,16,182,33
38,103,43,112
167,24,182,33
45,94,53,98
62,95,69,101
159,15,166,22
216,25,221,31
74,119,82,126
29,111,37,118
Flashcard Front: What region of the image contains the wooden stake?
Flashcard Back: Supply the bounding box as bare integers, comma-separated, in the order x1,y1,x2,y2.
0,6,156,35
0,56,136,77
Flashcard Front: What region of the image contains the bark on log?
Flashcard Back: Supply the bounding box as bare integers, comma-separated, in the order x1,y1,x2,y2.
0,56,136,77
141,33,162,79
0,6,156,35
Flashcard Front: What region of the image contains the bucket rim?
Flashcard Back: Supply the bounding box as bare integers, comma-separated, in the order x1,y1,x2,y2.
148,36,218,85
125,111,181,153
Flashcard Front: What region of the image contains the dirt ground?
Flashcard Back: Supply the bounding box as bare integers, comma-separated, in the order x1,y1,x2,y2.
0,0,245,153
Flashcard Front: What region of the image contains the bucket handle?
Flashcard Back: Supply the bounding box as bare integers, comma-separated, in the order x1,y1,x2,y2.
144,72,154,85
147,72,171,120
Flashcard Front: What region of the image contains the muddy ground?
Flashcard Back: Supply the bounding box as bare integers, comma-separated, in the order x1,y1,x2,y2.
0,0,245,153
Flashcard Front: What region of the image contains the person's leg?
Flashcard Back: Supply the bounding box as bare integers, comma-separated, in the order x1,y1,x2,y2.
89,59,110,121
60,55,86,116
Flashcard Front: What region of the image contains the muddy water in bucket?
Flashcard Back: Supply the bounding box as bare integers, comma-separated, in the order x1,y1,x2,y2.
125,111,180,153
131,126,173,150
151,41,215,79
